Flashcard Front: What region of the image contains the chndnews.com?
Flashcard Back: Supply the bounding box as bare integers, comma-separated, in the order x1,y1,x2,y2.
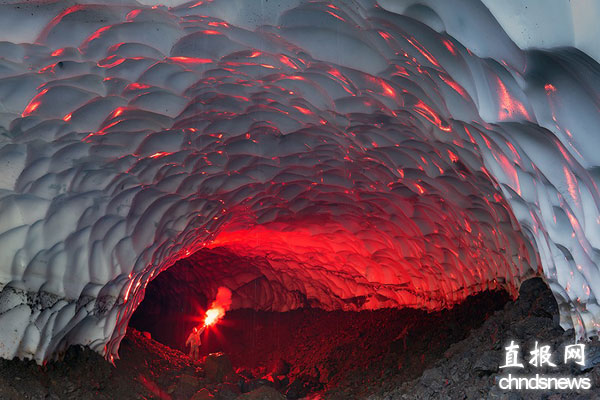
498,374,591,390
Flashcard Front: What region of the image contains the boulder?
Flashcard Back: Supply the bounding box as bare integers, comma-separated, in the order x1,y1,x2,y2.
204,353,233,383
241,378,274,393
215,382,240,399
285,372,322,399
273,359,290,376
171,373,203,398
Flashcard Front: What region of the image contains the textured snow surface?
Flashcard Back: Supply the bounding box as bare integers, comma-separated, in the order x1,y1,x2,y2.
0,0,598,363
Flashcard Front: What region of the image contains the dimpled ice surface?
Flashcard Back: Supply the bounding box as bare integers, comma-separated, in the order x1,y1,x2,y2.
0,0,598,363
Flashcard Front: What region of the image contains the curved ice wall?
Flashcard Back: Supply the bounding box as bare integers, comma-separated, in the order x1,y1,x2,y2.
0,0,598,363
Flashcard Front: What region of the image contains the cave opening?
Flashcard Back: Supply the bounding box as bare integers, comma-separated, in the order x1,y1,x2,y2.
129,247,514,398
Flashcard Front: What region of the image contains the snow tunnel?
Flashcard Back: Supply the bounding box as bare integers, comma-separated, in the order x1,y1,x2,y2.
0,0,599,380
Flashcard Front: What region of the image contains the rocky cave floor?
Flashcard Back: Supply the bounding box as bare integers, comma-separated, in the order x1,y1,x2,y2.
1,279,600,399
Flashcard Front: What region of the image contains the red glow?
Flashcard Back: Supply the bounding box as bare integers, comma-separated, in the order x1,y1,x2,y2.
564,165,579,201
19,5,544,357
137,374,170,400
112,107,126,118
282,75,306,81
496,77,531,121
38,5,86,43
379,79,396,98
327,68,348,84
22,89,48,117
405,36,440,67
442,39,456,55
392,65,410,77
126,9,142,20
168,56,212,65
327,68,354,95
414,100,451,131
506,142,521,163
202,287,232,327
447,150,459,163
55,5,85,18
149,152,173,159
463,126,477,144
439,74,468,99
366,76,397,98
208,21,230,28
293,105,312,115
124,279,135,302
107,42,126,53
204,308,222,326
325,10,346,22
23,101,40,116
39,63,58,74
125,82,152,91
378,31,393,41
204,217,516,312
495,150,521,195
544,83,557,94
464,219,472,233
98,55,126,68
279,55,298,69
84,25,112,45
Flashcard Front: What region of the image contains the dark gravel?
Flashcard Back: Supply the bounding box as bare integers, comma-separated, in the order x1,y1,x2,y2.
369,278,600,400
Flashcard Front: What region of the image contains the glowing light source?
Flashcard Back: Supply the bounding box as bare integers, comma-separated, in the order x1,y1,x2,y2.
202,287,232,327
204,308,222,326
545,83,557,94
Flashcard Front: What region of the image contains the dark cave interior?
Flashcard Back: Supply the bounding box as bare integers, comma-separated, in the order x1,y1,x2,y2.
129,248,512,398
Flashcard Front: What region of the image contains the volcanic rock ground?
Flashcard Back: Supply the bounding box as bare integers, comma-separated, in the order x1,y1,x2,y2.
0,278,598,399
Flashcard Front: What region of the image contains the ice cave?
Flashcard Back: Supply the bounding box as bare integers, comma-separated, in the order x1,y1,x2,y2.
0,0,599,398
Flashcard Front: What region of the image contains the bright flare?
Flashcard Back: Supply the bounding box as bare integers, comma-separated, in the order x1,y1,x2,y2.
204,307,223,326
203,287,232,327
